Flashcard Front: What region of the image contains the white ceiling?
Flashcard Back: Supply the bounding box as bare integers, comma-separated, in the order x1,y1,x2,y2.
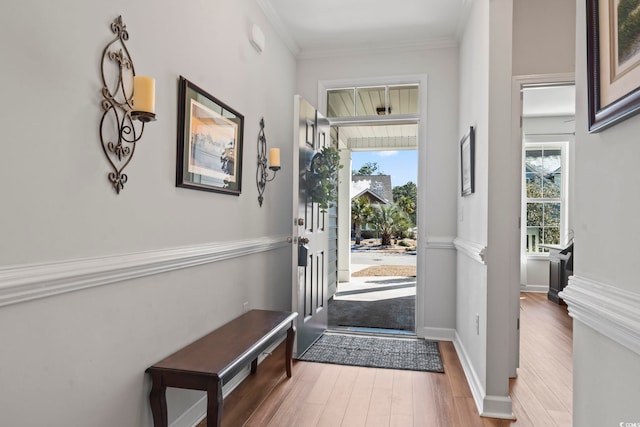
255,1,575,147
258,0,469,56
522,85,575,117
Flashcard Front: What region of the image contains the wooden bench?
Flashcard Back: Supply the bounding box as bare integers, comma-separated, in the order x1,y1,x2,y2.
145,309,298,427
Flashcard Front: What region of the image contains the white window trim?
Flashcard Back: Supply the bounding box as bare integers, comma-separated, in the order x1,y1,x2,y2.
317,74,428,334
521,140,569,258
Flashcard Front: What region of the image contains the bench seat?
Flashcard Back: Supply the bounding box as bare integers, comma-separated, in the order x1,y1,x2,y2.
146,309,297,427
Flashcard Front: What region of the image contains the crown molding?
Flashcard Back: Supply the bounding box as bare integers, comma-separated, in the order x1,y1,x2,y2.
297,38,458,60
255,0,300,56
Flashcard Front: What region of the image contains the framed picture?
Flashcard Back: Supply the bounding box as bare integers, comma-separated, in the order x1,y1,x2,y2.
306,120,315,148
587,0,640,132
460,126,475,197
176,76,244,195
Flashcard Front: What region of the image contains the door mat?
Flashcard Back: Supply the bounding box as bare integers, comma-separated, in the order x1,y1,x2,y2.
299,333,444,373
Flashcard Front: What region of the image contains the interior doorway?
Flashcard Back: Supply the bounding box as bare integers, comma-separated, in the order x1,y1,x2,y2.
518,82,575,294
510,75,575,378
328,122,419,335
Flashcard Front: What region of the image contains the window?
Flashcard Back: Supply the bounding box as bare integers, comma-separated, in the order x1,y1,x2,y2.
326,84,419,118
524,145,565,253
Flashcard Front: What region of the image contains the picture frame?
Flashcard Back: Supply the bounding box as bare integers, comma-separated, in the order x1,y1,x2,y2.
460,126,475,197
306,120,315,148
176,76,244,195
587,0,640,132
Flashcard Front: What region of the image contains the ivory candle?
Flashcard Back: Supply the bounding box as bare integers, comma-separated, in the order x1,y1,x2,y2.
133,76,155,113
269,148,281,168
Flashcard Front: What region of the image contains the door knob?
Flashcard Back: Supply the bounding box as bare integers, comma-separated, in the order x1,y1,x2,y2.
299,237,310,245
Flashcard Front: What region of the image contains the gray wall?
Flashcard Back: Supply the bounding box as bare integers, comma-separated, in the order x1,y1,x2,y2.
0,1,296,426
570,0,640,424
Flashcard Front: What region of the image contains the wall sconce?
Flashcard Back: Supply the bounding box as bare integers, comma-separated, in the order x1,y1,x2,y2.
256,118,280,206
99,15,156,194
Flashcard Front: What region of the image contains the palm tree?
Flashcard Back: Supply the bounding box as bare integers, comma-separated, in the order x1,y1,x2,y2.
351,197,373,245
372,204,412,246
371,204,397,246
391,207,412,242
397,196,416,221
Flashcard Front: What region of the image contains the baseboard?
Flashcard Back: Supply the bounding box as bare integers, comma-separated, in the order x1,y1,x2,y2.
520,284,548,293
482,395,515,419
421,327,455,341
169,339,283,427
453,333,514,420
453,332,485,415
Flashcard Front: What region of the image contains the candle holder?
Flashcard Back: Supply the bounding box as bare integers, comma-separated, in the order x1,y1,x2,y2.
99,15,156,194
256,118,280,206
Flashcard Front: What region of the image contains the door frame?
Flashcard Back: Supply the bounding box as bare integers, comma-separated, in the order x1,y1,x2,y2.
317,74,428,336
510,72,575,377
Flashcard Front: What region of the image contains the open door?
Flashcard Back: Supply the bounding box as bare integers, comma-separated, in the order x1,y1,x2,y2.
292,95,330,357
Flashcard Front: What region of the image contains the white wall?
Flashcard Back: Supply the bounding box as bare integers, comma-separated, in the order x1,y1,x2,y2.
297,46,459,335
457,0,517,417
456,0,490,404
568,0,640,424
0,1,296,426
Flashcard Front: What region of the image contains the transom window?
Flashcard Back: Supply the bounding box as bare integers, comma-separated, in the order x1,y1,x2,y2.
327,84,419,118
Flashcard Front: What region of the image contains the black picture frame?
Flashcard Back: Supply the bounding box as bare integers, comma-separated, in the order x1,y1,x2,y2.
587,0,640,132
460,126,475,197
176,76,244,195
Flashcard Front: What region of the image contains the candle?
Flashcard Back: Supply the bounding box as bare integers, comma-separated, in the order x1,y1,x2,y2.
269,148,281,168
133,75,155,113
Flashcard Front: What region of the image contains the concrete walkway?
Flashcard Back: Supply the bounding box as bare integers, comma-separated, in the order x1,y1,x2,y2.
329,252,416,332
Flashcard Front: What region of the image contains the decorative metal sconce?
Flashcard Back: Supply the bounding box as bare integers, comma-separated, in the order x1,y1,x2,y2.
99,15,156,194
256,118,281,206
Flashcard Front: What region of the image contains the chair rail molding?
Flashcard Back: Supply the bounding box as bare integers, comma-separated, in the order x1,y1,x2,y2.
425,236,456,250
453,237,487,264
0,236,290,308
560,275,640,357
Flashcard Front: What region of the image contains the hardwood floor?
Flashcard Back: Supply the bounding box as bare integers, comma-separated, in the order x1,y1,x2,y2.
198,292,572,427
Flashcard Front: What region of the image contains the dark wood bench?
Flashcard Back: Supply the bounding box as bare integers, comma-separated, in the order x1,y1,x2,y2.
145,309,298,427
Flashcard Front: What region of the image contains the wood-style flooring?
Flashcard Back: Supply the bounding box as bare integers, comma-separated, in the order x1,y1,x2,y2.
197,292,572,427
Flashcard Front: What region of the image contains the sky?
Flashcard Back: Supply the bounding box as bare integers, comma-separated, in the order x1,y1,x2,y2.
351,150,418,188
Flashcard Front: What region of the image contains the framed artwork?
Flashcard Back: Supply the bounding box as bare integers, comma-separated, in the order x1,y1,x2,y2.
306,120,315,148
176,76,244,195
460,126,475,197
587,0,640,132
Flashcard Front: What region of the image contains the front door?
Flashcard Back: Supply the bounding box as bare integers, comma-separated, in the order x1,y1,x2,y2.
292,95,330,357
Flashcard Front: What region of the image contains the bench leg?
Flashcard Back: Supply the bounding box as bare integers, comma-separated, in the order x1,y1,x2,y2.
207,378,224,427
251,358,258,375
285,324,296,378
149,375,168,427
